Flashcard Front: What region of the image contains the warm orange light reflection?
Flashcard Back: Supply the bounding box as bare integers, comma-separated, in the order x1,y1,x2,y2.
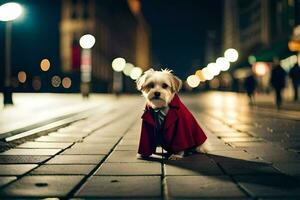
62,77,72,88
18,71,26,83
40,59,50,71
252,62,269,76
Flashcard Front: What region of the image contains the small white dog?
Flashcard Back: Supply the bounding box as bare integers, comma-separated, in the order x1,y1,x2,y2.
136,69,208,160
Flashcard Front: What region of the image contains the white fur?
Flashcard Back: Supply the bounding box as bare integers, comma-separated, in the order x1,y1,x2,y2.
137,69,207,159
136,68,182,109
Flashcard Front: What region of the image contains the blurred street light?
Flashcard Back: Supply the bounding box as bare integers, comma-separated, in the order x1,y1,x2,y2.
216,57,230,71
0,2,23,105
40,58,50,71
202,67,214,80
79,34,95,98
112,57,126,72
79,34,95,49
0,2,22,21
187,75,200,88
123,63,134,76
17,71,26,83
195,70,205,82
224,48,239,62
130,67,143,80
207,63,220,76
252,62,269,76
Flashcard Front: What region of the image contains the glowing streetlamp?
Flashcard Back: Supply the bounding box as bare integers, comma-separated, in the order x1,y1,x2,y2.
0,2,23,105
79,34,95,98
187,75,200,88
130,67,143,80
123,63,134,76
112,57,126,72
224,48,239,62
216,57,230,71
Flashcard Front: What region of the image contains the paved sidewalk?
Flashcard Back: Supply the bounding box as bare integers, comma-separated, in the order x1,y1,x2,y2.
0,92,300,199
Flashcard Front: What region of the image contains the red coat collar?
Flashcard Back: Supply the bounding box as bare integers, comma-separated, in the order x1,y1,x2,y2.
141,94,180,128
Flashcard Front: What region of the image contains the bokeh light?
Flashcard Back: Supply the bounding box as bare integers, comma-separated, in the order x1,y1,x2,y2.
195,70,205,81
32,76,41,91
112,57,126,72
123,63,134,76
224,48,239,62
202,67,214,80
252,62,269,76
0,2,22,21
130,67,143,80
62,77,72,89
51,75,61,87
207,63,220,76
79,34,96,49
186,75,200,88
216,57,230,71
40,59,50,71
18,71,26,83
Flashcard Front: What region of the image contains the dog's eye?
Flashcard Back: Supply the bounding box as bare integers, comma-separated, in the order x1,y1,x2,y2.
162,83,169,89
148,83,155,88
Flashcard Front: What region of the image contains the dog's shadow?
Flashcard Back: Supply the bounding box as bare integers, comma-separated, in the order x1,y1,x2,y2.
143,152,299,189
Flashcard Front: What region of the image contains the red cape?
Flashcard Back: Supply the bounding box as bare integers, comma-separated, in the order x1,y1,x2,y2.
138,94,207,156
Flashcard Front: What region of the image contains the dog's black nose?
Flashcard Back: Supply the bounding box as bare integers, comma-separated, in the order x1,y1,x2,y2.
154,92,160,97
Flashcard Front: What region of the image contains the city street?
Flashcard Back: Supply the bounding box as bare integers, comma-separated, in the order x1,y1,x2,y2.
0,92,300,199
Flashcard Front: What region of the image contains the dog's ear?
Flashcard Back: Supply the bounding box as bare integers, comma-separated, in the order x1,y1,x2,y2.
136,68,154,91
171,74,182,92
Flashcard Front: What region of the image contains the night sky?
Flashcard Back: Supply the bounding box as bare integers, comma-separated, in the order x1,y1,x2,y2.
141,0,222,79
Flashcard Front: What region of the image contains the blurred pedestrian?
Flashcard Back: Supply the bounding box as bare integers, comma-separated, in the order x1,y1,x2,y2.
244,72,257,105
270,57,286,109
289,63,300,101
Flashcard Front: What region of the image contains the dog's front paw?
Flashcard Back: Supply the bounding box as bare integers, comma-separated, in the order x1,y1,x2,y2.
168,151,184,160
168,154,183,160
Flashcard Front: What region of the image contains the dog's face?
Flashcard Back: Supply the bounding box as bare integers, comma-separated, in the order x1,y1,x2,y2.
136,69,182,109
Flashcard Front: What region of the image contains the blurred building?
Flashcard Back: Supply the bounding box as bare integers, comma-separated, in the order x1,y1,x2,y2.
60,0,150,92
222,0,297,64
223,0,299,93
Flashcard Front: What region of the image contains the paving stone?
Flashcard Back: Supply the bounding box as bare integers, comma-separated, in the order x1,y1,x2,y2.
61,147,111,155
0,175,83,197
106,150,153,163
260,152,300,163
166,175,246,198
0,155,50,164
46,155,105,164
35,136,81,142
0,177,16,187
164,159,223,175
71,143,113,150
83,137,120,144
222,137,264,143
115,145,138,151
31,164,95,175
96,162,161,175
49,132,88,137
119,140,140,145
209,151,260,162
17,142,73,149
230,142,270,148
214,132,251,138
234,174,300,197
0,164,37,175
220,161,280,175
76,176,161,198
0,149,61,156
273,163,300,175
